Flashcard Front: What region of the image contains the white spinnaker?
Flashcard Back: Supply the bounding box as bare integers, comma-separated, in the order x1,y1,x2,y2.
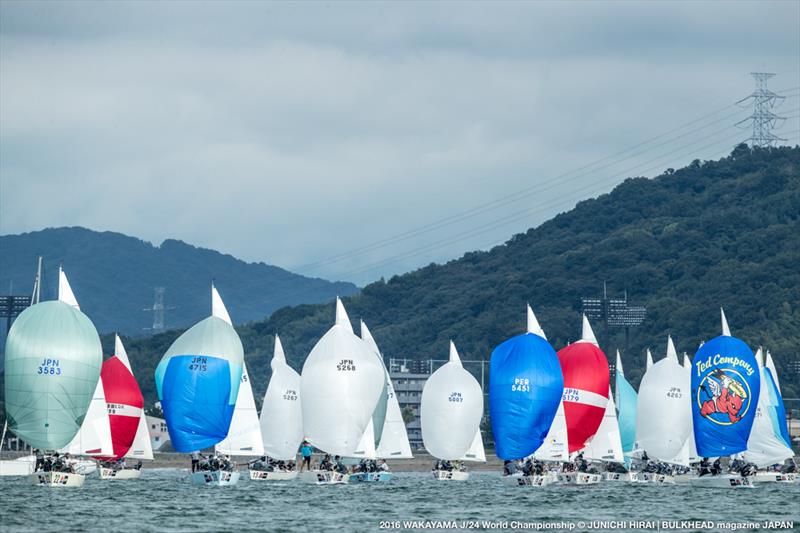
215,360,264,456
260,336,303,460
460,429,486,462
421,342,483,460
112,335,154,460
376,377,413,459
635,339,691,463
300,299,384,456
60,378,113,457
533,400,569,462
741,352,793,468
581,387,623,462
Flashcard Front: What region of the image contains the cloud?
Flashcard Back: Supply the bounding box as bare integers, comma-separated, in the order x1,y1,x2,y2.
1,1,798,285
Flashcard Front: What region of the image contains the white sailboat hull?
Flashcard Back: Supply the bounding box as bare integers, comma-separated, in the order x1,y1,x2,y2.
350,472,393,483
298,470,349,485
190,470,240,486
0,456,35,476
752,472,796,484
502,473,553,487
249,469,298,481
433,469,469,481
641,473,675,484
557,472,602,485
689,475,753,489
603,472,639,482
99,467,142,480
71,460,97,475
30,471,85,487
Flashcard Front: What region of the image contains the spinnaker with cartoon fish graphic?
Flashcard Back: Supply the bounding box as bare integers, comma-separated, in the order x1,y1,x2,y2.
691,308,760,457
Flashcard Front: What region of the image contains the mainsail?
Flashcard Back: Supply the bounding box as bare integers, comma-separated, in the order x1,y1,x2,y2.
259,335,303,460
359,321,389,449
155,284,244,452
300,298,384,456
4,267,103,450
215,360,264,456
421,342,483,460
489,304,563,460
557,315,610,453
581,386,623,462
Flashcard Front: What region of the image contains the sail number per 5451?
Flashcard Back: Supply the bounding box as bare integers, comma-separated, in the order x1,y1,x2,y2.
512,378,530,392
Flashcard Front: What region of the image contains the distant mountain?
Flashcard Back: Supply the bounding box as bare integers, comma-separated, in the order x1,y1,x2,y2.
0,227,358,336
115,144,800,407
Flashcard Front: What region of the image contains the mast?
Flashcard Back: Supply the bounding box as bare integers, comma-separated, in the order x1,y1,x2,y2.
31,256,42,305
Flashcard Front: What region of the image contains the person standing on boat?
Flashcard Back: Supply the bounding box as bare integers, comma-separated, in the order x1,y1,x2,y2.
379,459,390,472
190,451,201,473
300,441,313,471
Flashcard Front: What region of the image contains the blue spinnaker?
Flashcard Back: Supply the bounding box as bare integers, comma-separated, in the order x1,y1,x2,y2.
489,333,563,460
691,335,760,457
615,369,637,461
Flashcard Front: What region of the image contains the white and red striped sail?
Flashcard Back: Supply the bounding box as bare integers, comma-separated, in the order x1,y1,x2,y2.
97,335,146,460
557,315,610,454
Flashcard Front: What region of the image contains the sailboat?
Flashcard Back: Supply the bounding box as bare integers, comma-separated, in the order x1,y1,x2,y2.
491,305,563,487
555,315,608,485
4,266,103,487
739,348,795,483
215,358,264,458
635,336,692,483
97,335,153,480
689,309,759,489
155,283,244,486
253,335,303,481
348,321,413,482
421,342,483,481
606,350,639,482
299,298,385,484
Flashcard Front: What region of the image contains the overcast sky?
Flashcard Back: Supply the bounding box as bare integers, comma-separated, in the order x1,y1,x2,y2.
1,1,798,285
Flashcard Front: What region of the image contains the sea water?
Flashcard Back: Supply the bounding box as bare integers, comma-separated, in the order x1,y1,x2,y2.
1,471,798,532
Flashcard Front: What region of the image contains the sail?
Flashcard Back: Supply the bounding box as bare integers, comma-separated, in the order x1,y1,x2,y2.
376,376,413,459
582,387,623,462
300,299,385,456
108,336,154,461
646,349,654,370
93,336,145,459
741,362,793,467
60,378,114,457
614,351,637,459
421,342,483,460
154,285,244,452
636,337,691,463
533,400,569,461
690,310,760,457
460,429,486,462
360,320,389,448
4,270,103,450
260,335,303,460
489,305,563,460
125,414,155,460
765,351,781,394
556,316,610,453
215,360,264,456
350,419,377,460
58,266,80,310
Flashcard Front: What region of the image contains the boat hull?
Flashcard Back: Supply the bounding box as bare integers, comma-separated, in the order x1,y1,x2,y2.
502,473,552,486
604,472,639,482
190,470,240,486
29,471,85,487
689,474,753,489
299,471,349,485
557,472,601,485
0,456,35,476
432,469,469,481
642,473,675,484
350,472,393,483
99,467,142,480
752,472,797,484
249,469,298,481
71,460,97,475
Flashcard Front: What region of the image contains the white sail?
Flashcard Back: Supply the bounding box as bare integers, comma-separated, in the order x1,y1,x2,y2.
350,419,377,460
646,349,654,370
741,350,793,468
215,360,264,456
60,378,113,457
460,429,486,462
260,335,303,460
720,307,731,336
58,266,80,310
376,377,413,459
300,299,384,456
211,283,233,325
682,352,691,370
111,335,154,460
581,387,623,462
581,314,598,345
765,351,781,393
527,303,547,339
420,342,483,460
635,338,691,463
533,400,569,462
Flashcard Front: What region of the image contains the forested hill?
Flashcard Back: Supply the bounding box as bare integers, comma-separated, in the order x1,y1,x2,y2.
0,227,358,336
106,145,800,404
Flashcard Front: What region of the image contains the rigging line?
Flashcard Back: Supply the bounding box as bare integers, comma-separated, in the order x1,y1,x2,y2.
295,108,753,273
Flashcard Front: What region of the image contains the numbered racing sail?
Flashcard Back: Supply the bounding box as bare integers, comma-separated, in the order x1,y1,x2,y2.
421,342,483,460
259,335,303,460
557,315,610,453
155,284,244,452
300,298,384,456
489,304,563,460
4,267,103,450
691,309,760,457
